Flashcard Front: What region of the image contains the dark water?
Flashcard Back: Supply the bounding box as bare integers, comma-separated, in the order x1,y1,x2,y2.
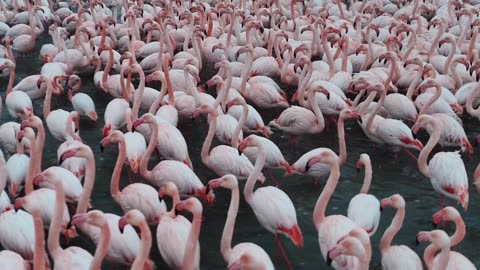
2,34,480,269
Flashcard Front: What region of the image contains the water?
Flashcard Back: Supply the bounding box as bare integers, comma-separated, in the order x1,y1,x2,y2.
2,34,480,269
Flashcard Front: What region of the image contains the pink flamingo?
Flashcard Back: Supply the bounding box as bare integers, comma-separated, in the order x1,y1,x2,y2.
326,234,370,269
269,84,328,136
0,59,33,120
347,153,380,236
207,174,274,270
156,181,200,270
101,130,167,224
0,150,12,213
60,144,154,268
238,136,303,270
0,250,29,270
288,109,359,183
432,207,465,247
307,149,364,269
225,93,271,139
5,130,30,198
380,194,423,270
413,114,469,210
416,230,475,269
193,104,265,182
133,114,213,203
117,210,153,270
174,197,203,270
10,1,36,53
67,75,97,122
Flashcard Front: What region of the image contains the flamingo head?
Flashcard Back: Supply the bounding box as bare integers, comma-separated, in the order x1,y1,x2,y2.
432,206,460,228
118,209,146,234
14,198,25,212
32,173,45,186
228,254,266,270
158,181,179,199
327,237,366,267
305,149,338,171
416,230,450,248
380,194,405,211
206,174,238,195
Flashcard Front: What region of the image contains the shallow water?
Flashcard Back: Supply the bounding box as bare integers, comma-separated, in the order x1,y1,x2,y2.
1,34,480,269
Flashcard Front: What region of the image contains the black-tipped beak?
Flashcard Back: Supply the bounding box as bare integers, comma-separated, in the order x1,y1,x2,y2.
326,252,333,266
432,221,438,228
380,206,383,212
305,163,311,172
238,148,242,155
118,221,124,234
100,144,104,152
205,184,211,195
415,237,420,246
58,155,65,166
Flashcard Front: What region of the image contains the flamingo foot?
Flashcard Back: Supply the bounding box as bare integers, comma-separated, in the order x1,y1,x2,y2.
275,234,294,270
263,168,280,188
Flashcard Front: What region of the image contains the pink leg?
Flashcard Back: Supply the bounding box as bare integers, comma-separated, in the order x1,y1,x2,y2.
263,168,280,188
313,178,319,187
275,234,293,270
402,148,418,161
287,135,297,147
127,167,133,184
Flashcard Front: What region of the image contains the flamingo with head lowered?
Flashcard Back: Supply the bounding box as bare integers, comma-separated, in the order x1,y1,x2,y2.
238,136,303,270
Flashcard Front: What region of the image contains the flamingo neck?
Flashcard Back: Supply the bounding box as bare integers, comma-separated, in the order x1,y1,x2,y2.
6,64,14,95
313,159,340,229
337,115,347,166
309,91,326,132
48,182,66,259
465,82,480,118
32,211,46,270
131,70,146,122
132,221,152,270
240,51,254,97
183,209,202,270
201,112,217,166
24,134,37,195
418,85,442,116
443,42,456,74
359,159,372,194
43,80,55,119
424,242,449,270
321,33,335,77
298,62,312,107
428,23,446,60
140,120,158,181
244,145,265,205
76,151,96,214
110,139,126,202
232,103,248,148
405,64,424,100
418,117,440,177
379,205,405,254
450,61,463,90
221,184,240,263
366,90,385,134
90,220,111,270
149,83,166,114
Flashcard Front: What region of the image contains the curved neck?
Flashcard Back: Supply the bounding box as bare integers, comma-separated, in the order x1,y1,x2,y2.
244,146,265,205
418,86,442,116
149,83,167,114
102,49,114,86
313,160,340,229
232,103,248,148
428,24,446,59
90,221,110,270
76,151,95,214
140,120,158,181
309,91,325,132
450,217,466,247
280,48,293,80
449,62,463,91
298,62,312,106
406,64,424,100
418,118,440,177
48,182,66,259
201,112,217,166
132,221,151,270
321,33,335,77
183,210,202,270
110,140,126,202
424,242,449,270
380,205,404,253
359,159,372,194
366,90,385,134
466,83,480,117
240,52,254,96
221,184,239,263
442,43,456,74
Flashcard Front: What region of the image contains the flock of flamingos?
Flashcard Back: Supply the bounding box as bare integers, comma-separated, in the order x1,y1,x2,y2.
0,0,480,269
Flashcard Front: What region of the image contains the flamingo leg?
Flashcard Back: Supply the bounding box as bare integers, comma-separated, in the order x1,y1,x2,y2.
275,234,293,270
262,168,280,188
402,148,418,161
287,135,297,147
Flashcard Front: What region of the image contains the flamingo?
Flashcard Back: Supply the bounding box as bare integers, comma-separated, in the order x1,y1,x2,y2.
238,136,303,270
174,197,203,270
413,114,469,210
192,104,265,182
347,153,381,236
67,75,97,122
0,59,33,120
207,174,274,270
100,130,167,224
132,113,213,203
306,149,366,269
380,194,423,270
117,210,153,270
156,181,200,270
416,230,475,269
326,233,371,269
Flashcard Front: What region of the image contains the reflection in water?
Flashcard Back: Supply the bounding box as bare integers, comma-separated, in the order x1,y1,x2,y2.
1,34,479,269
